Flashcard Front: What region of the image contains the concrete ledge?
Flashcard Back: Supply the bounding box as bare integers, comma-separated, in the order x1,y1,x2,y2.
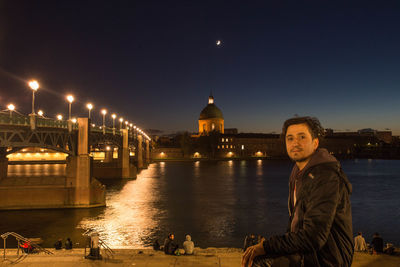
0,248,399,267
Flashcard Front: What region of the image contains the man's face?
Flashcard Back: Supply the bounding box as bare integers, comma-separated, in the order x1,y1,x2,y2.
285,123,319,162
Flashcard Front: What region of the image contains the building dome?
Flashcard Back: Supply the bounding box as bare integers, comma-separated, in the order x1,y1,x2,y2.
199,104,224,120
198,95,224,134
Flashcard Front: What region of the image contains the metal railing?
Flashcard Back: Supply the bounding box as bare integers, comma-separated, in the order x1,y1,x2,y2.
1,232,53,261
82,230,115,259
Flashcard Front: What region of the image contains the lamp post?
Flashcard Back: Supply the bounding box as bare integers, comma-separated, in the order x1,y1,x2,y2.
87,103,93,119
57,114,63,120
119,118,123,130
66,95,74,120
111,114,116,129
7,104,15,118
28,80,39,115
125,121,128,129
111,114,116,135
38,110,44,117
101,109,107,134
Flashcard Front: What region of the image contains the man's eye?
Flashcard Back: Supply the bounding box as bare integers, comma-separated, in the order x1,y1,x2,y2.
300,136,306,139
287,137,293,141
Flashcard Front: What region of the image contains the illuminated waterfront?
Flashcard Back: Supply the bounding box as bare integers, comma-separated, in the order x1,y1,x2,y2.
1,159,400,248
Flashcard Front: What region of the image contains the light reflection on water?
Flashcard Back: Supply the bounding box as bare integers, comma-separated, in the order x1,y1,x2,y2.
8,164,66,177
78,166,161,248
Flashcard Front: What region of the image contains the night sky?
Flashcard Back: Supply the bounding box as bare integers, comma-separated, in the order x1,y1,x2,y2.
1,1,400,134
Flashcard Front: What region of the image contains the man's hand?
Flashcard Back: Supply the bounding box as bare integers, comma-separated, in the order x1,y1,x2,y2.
241,240,266,267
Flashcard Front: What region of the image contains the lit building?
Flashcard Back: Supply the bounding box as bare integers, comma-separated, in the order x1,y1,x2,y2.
198,94,224,135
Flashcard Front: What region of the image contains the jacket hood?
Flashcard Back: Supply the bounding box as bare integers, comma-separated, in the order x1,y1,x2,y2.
185,235,191,241
290,148,352,194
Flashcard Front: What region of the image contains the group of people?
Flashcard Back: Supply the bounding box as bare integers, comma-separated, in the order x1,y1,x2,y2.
54,237,73,250
153,233,194,256
354,232,394,255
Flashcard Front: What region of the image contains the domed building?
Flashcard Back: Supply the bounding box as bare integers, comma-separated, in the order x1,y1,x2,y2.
198,94,224,135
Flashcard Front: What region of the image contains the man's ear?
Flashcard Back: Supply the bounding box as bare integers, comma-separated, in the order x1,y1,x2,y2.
313,138,319,150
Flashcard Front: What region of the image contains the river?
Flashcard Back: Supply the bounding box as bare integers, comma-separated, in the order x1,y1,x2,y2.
1,159,399,249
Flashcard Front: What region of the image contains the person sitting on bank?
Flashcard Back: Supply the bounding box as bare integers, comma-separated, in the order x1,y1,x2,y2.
354,232,367,252
183,235,194,255
153,239,160,251
20,241,33,254
65,237,73,250
243,234,257,252
371,232,384,254
163,233,178,255
54,238,62,250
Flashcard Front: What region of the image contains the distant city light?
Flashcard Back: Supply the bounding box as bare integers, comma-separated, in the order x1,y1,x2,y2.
101,109,107,115
57,114,63,120
71,118,77,123
38,110,44,116
216,40,221,46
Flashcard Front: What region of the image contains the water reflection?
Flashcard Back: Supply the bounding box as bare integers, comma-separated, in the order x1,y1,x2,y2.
256,159,263,178
194,161,200,178
8,164,66,177
78,166,161,248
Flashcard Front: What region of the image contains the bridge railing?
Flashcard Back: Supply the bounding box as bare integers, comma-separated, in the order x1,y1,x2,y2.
36,117,71,129
91,126,123,136
0,112,29,126
0,112,139,137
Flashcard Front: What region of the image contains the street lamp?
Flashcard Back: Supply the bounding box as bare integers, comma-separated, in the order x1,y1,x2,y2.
111,114,116,129
125,120,128,129
119,118,123,129
57,114,63,120
86,103,93,119
7,104,15,118
66,95,74,120
28,80,39,115
38,110,44,117
101,109,107,128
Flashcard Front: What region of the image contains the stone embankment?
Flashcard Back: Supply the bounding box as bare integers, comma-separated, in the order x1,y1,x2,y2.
1,248,400,266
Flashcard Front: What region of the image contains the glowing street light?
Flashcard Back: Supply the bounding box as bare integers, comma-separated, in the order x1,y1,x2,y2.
101,109,107,128
38,110,44,117
57,114,63,120
111,114,116,129
7,104,15,118
71,118,77,123
66,95,74,120
28,80,39,115
125,120,128,129
119,118,123,129
86,103,93,119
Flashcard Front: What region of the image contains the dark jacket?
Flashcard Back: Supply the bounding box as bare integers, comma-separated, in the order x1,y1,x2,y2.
263,149,354,267
163,237,178,255
371,236,383,253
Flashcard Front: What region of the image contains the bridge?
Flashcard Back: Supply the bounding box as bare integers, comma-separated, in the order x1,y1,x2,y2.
0,111,152,210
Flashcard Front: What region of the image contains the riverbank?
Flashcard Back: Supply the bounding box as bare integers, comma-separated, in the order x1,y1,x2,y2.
1,248,400,266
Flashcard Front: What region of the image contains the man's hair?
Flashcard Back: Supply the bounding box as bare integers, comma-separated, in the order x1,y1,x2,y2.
282,116,325,141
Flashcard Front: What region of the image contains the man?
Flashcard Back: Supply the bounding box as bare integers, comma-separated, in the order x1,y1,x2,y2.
242,117,353,267
354,232,367,252
370,232,383,254
163,233,179,255
183,234,194,255
243,234,258,252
